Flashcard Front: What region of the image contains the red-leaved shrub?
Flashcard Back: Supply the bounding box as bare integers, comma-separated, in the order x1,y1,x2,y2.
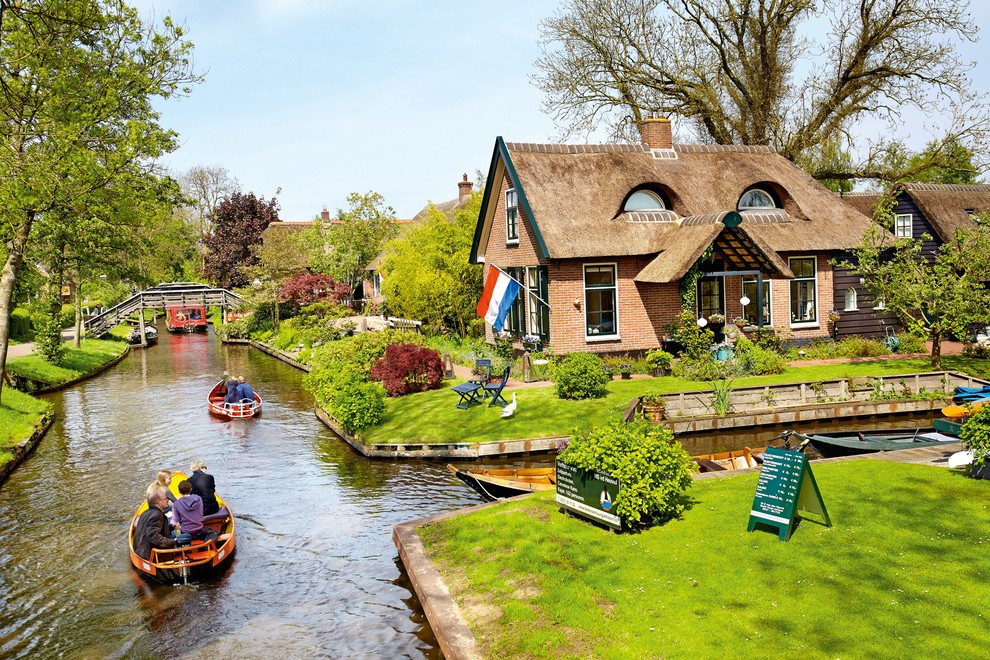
279,273,350,311
370,344,444,396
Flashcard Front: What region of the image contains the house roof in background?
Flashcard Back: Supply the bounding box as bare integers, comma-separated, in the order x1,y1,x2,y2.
841,183,990,243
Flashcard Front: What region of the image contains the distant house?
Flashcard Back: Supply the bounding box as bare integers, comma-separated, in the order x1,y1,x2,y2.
469,119,886,354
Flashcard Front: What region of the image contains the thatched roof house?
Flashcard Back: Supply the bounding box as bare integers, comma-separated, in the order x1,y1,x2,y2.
471,120,889,353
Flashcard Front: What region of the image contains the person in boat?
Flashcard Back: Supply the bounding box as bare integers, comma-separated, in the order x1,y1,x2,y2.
134,491,177,560
171,480,219,546
219,370,230,395
145,470,177,508
188,461,220,516
236,375,255,404
223,377,241,408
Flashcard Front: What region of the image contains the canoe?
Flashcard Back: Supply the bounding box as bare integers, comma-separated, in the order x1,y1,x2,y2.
693,447,765,472
796,427,959,458
208,380,262,419
447,464,556,501
128,472,236,584
952,384,990,403
942,399,988,418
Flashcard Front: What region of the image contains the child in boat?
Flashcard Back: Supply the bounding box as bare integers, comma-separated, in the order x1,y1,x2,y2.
171,480,218,546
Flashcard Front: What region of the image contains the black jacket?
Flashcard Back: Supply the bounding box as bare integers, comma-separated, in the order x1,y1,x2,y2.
189,470,220,515
134,506,175,560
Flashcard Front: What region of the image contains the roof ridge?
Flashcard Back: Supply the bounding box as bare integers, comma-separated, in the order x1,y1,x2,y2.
902,182,990,192
502,142,776,155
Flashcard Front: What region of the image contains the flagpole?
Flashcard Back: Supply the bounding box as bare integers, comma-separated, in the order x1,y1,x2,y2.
489,264,551,310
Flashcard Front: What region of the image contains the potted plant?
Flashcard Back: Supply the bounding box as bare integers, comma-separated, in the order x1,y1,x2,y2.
602,364,614,379
711,340,734,361
733,315,748,329
619,363,633,379
641,391,666,422
960,405,990,479
707,312,725,325
645,349,673,377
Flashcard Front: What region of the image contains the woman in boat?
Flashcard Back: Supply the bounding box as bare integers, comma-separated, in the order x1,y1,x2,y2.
146,470,177,505
188,461,220,516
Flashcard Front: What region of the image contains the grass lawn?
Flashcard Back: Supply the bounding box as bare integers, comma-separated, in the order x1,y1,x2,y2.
359,356,987,445
421,461,990,658
5,338,128,386
0,388,51,468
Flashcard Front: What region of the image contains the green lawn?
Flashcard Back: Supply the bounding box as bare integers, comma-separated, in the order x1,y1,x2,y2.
421,461,990,658
0,388,51,468
5,338,128,386
359,356,986,445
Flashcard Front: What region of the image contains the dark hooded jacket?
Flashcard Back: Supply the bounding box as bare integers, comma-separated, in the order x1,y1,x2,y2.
189,470,220,516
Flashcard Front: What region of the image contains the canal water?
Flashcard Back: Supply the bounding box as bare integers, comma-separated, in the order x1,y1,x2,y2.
0,330,481,658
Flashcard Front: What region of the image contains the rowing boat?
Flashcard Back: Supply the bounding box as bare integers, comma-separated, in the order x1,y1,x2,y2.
447,464,556,501
796,427,959,458
693,447,765,472
208,380,262,419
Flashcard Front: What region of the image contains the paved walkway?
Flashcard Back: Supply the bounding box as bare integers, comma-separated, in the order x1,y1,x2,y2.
6,330,80,359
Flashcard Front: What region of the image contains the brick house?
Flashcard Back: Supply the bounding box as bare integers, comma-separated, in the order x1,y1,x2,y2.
469,119,883,354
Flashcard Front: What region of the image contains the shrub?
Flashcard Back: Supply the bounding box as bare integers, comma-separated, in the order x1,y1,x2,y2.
322,365,387,434
307,329,425,379
279,273,350,311
672,309,714,360
10,308,32,341
370,344,444,396
554,352,610,399
960,404,990,468
963,342,990,359
896,332,927,354
215,319,250,341
558,420,695,526
34,312,65,365
734,337,787,375
671,355,734,381
645,349,673,374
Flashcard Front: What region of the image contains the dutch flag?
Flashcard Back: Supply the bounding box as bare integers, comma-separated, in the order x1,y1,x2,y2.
476,267,522,331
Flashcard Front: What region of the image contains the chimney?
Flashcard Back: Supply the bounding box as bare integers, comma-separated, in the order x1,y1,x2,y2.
640,115,672,150
320,206,330,221
458,173,472,202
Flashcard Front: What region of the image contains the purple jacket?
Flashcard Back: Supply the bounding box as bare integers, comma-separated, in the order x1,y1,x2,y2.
171,494,205,534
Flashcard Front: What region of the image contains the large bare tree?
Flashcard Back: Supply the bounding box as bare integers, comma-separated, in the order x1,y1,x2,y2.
179,165,240,245
535,0,988,182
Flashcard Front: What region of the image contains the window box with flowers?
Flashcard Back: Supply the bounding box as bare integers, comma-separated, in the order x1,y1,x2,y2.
522,334,542,352
707,313,726,325
733,316,748,329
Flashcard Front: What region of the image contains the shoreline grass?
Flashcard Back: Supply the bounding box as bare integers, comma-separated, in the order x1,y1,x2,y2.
5,338,128,387
421,461,990,658
0,388,52,469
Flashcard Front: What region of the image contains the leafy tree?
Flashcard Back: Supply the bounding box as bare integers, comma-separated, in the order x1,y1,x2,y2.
380,192,484,335
279,273,349,311
178,164,240,269
535,0,987,184
202,192,280,289
0,1,198,402
839,193,990,368
303,191,397,294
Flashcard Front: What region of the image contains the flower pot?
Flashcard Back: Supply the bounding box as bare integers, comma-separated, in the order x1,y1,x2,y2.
715,347,734,361
972,463,990,480
620,372,632,380
642,404,665,423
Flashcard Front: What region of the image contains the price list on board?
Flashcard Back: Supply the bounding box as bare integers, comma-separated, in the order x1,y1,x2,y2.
747,446,830,541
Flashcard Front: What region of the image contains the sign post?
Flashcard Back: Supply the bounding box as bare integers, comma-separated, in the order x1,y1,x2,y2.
555,460,622,530
747,447,831,541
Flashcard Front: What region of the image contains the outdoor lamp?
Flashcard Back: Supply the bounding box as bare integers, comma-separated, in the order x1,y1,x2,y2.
696,317,708,327
740,296,750,307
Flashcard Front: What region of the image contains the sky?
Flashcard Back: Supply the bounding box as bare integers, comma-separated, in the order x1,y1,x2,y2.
136,1,990,222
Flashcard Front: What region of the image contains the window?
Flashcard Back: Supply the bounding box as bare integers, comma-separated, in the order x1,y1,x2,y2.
624,190,666,211
894,214,912,239
697,277,724,320
527,266,550,341
505,267,525,334
844,287,857,311
789,257,817,324
738,188,777,210
584,264,618,339
742,277,771,325
505,189,519,243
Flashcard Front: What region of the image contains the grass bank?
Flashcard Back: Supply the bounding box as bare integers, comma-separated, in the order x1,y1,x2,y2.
0,388,52,468
421,460,989,658
5,338,128,387
359,356,985,445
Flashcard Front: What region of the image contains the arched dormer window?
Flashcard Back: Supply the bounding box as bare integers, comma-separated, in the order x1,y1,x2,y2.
624,189,667,212
738,188,778,210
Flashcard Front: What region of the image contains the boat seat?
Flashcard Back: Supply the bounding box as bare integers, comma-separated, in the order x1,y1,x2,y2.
218,533,233,541
202,507,229,524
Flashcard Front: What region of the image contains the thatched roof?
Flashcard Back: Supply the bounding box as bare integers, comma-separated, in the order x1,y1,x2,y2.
840,183,990,243
473,139,879,281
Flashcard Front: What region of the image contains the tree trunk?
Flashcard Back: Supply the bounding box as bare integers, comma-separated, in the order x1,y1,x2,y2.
0,214,35,405
73,272,82,349
931,332,942,370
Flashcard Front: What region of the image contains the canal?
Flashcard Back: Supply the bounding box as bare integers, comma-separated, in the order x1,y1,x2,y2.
0,330,481,658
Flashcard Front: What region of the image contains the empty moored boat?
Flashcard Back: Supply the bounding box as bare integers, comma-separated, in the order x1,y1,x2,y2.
447,464,556,501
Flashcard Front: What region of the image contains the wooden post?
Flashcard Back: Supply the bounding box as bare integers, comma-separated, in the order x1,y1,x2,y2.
138,304,147,348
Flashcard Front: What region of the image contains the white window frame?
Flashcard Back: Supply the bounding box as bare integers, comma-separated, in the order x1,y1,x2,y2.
738,188,777,210
742,277,772,326
894,213,912,239
373,273,382,298
505,188,519,245
844,287,857,311
583,262,619,341
788,256,819,328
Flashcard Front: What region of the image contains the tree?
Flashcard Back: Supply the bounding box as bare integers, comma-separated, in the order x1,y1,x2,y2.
178,165,240,267
0,1,198,402
303,192,397,294
379,192,484,335
839,194,990,369
202,192,280,289
279,273,349,312
535,0,987,183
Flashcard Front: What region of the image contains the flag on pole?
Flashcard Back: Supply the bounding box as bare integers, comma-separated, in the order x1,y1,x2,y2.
476,267,522,331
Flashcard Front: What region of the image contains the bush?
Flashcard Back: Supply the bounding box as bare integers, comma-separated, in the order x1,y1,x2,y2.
960,404,990,468
963,342,990,359
671,355,734,381
554,352,610,399
309,365,387,434
645,349,673,374
558,420,695,526
10,308,32,341
34,312,65,365
896,332,927,354
734,337,787,375
672,309,714,360
370,344,444,396
307,329,425,379
215,319,250,341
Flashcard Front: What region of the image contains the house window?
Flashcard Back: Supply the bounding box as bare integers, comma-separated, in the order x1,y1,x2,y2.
894,213,912,239
624,190,666,211
738,188,777,210
789,256,817,324
372,273,382,297
505,189,519,243
527,266,550,341
505,266,525,335
844,287,857,311
584,264,618,339
697,277,724,321
742,277,771,325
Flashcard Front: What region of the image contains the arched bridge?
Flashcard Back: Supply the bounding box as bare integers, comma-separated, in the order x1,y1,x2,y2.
84,282,244,337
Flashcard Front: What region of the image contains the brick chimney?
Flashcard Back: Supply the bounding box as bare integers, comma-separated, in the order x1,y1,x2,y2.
458,173,472,202
320,206,330,221
640,116,672,150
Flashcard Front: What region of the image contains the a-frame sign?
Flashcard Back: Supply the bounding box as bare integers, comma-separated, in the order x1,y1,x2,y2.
747,447,831,541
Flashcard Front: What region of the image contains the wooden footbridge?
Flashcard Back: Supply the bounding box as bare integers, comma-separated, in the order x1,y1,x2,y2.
84,282,244,338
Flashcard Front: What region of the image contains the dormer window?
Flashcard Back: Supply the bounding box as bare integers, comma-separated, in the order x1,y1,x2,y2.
624,190,666,212
738,188,777,210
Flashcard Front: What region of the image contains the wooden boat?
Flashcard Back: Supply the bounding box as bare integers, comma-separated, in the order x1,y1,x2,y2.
796,427,959,458
127,325,158,346
208,380,262,419
942,399,989,419
128,472,236,584
447,464,556,501
165,306,207,333
693,447,766,472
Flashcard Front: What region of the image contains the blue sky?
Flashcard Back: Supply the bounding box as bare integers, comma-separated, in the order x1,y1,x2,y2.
139,1,990,222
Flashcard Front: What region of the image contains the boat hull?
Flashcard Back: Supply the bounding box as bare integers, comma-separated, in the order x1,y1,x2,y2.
448,465,555,501
799,428,958,458
165,306,208,333
208,380,262,419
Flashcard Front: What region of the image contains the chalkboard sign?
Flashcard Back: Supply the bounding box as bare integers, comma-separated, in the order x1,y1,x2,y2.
746,447,831,541
555,459,622,530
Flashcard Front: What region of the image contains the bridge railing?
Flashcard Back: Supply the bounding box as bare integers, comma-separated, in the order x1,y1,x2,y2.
84,284,244,337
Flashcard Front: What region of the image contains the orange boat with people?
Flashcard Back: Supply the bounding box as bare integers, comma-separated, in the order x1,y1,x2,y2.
165,306,207,333
128,472,236,584
208,380,262,419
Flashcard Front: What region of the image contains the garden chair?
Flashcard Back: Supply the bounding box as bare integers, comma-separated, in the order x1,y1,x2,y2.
484,366,511,408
